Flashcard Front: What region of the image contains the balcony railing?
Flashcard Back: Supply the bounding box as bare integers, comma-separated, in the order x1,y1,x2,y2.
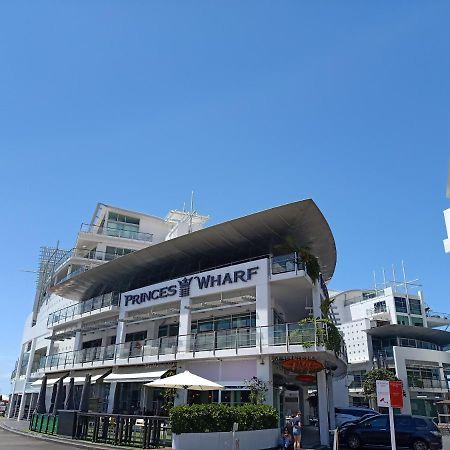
36,320,346,372
408,378,449,390
47,292,120,327
80,223,153,242
271,253,306,275
426,311,450,321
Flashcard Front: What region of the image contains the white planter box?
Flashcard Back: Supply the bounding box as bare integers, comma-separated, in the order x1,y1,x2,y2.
172,428,279,450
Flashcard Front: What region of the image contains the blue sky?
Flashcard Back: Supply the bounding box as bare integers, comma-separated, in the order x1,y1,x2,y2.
0,2,449,394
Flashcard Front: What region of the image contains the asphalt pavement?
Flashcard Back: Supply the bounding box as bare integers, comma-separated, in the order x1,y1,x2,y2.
0,427,78,449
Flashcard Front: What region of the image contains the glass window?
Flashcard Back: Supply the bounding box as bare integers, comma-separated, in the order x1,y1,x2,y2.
367,416,388,429
409,299,422,315
395,297,408,313
411,317,423,327
374,301,386,313
395,416,412,430
397,315,409,326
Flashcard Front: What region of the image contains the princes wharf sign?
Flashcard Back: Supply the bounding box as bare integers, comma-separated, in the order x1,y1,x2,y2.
122,261,264,309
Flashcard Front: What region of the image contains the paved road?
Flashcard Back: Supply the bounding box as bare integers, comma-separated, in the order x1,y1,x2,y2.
0,427,74,449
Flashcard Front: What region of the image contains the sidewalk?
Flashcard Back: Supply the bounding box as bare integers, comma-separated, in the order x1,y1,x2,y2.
0,418,173,450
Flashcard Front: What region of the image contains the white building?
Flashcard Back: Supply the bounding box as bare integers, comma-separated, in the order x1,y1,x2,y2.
331,286,450,417
9,199,346,446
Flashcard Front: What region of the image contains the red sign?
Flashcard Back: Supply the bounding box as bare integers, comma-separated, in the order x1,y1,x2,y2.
389,381,403,408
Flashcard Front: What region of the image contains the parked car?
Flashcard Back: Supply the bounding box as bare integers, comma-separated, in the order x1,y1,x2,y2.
335,406,379,427
339,414,442,449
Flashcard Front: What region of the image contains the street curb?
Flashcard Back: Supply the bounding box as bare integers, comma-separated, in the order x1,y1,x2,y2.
0,421,136,450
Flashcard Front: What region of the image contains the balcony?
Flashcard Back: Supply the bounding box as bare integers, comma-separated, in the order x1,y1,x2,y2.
79,223,153,242
366,305,390,321
47,292,120,327
426,311,450,327
408,378,449,390
37,320,347,375
271,253,305,275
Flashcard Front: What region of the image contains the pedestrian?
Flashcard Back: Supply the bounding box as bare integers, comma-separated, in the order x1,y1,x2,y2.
291,411,302,450
279,427,294,450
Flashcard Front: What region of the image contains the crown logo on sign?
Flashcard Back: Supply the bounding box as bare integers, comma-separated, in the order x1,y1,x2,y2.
178,277,193,297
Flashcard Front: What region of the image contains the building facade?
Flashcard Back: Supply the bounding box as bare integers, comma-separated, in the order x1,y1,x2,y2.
331,286,450,417
444,161,450,253
9,199,346,446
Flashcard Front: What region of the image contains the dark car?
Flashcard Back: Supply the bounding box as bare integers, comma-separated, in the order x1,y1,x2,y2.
339,414,442,450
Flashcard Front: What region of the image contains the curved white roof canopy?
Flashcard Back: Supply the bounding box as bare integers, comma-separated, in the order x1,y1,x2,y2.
51,199,337,301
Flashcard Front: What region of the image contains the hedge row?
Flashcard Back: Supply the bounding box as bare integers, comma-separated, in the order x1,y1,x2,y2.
169,403,278,434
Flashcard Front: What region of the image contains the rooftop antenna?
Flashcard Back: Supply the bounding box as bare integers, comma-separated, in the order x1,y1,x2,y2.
188,190,195,234
392,264,397,290
401,260,409,299
382,267,387,289
373,270,377,292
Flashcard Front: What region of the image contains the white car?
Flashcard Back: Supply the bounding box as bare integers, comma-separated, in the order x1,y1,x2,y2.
335,406,379,427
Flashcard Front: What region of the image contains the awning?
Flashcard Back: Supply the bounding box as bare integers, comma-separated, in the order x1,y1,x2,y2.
31,373,68,387
103,369,167,383
65,369,111,385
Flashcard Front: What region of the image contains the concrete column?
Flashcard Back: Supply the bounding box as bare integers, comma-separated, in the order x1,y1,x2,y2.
256,281,272,347
116,318,126,345
327,372,336,430
8,343,26,419
317,370,330,446
18,339,36,420
107,382,118,413
174,363,188,406
178,298,191,352
393,347,411,414
312,283,322,318
256,356,274,406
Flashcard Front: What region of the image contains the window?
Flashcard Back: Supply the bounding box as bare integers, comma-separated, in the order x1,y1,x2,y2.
411,317,423,327
367,416,388,429
106,212,140,239
105,246,134,261
374,301,386,313
409,298,422,315
395,297,408,313
397,315,409,326
125,331,147,342
395,416,412,430
158,324,179,338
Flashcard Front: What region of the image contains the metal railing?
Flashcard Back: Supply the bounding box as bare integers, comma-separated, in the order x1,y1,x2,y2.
80,223,153,242
75,412,170,448
47,292,120,326
426,311,450,321
38,320,346,371
271,253,306,275
408,378,449,389
366,305,389,316
30,413,58,435
54,266,90,285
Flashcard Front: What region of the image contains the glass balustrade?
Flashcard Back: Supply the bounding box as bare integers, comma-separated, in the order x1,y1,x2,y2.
47,292,120,326
39,320,345,371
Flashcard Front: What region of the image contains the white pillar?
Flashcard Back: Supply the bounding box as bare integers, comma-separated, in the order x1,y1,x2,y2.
107,382,118,413
9,342,26,418
327,372,336,430
393,347,411,414
116,318,126,345
256,356,274,406
312,283,322,318
74,321,83,350
178,298,191,352
18,339,36,420
256,281,272,348
174,363,188,406
317,370,330,446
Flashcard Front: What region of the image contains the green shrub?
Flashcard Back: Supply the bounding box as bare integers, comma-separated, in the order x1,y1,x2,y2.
170,403,278,434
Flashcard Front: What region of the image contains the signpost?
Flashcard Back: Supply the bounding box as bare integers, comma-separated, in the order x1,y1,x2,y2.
376,380,404,450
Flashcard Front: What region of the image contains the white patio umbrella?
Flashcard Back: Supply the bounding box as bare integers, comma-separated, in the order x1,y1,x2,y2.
145,370,224,391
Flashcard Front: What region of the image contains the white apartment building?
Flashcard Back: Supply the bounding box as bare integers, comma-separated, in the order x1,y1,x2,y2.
331,286,450,417
9,199,346,447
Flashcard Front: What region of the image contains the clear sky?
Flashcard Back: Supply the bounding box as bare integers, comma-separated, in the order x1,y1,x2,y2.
0,1,449,395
